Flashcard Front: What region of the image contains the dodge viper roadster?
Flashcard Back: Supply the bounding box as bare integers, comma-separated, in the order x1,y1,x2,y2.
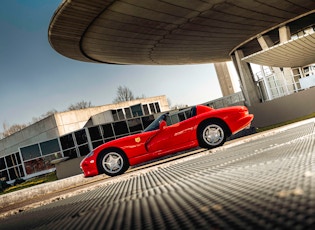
80,105,253,177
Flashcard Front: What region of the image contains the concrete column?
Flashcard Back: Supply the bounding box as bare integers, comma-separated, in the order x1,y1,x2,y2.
233,50,261,106
279,26,295,92
257,35,274,49
214,62,235,97
279,26,291,43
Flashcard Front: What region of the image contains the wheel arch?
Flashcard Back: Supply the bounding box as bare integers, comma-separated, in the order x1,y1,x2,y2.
197,118,232,138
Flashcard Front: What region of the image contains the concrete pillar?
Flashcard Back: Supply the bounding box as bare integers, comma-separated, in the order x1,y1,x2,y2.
233,50,261,106
279,26,291,43
257,35,274,49
214,62,235,97
279,26,295,92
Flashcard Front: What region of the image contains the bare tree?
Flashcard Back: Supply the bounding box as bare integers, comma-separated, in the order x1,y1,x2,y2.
67,101,93,111
135,94,146,100
43,109,58,117
2,123,27,138
32,109,58,123
113,86,135,103
0,101,92,139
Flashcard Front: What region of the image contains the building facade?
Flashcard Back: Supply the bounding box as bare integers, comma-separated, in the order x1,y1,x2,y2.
0,96,169,183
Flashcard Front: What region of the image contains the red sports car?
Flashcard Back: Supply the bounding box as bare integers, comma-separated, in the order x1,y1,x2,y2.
80,105,253,177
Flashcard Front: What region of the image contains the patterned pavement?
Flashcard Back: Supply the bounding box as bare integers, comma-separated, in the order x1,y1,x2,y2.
1,120,314,229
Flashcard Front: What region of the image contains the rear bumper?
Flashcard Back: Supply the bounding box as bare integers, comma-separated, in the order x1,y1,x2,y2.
232,114,254,135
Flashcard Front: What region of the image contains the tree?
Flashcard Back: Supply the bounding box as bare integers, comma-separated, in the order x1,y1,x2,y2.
32,109,58,123
0,100,93,138
113,86,135,103
2,123,27,138
43,109,58,117
135,94,146,100
67,101,93,111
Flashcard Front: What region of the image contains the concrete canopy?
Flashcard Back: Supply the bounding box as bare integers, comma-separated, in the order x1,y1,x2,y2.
243,32,315,68
48,0,315,65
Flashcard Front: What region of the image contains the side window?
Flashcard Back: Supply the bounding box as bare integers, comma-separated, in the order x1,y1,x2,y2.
166,116,172,126
178,112,186,122
190,107,196,117
170,114,180,124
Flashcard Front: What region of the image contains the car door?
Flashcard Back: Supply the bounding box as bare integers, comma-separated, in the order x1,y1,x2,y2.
145,115,196,155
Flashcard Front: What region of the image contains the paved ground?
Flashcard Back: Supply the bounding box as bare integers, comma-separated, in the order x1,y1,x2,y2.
0,119,314,229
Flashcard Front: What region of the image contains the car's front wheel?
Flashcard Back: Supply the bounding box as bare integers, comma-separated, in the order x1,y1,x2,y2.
198,120,227,149
98,149,129,176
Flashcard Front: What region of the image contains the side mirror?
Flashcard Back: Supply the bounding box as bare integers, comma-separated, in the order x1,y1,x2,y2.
159,120,167,130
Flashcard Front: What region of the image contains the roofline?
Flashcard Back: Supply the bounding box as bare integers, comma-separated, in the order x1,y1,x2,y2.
230,9,315,56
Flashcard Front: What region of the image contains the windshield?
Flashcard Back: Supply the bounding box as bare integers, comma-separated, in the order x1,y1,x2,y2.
143,113,168,132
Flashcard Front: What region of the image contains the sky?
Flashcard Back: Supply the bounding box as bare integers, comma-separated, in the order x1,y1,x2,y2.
0,0,238,134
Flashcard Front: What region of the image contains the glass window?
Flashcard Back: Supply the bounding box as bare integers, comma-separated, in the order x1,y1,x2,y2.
155,102,161,113
185,110,191,119
24,161,33,175
88,126,102,141
40,139,60,155
92,140,104,149
15,152,21,164
141,115,155,129
19,165,25,177
113,121,129,136
102,124,114,138
42,154,58,170
117,134,129,139
12,154,18,165
105,137,115,142
75,129,87,145
178,112,186,122
24,158,47,175
8,167,19,180
21,144,41,161
112,110,118,121
117,109,125,120
143,104,149,115
60,134,75,150
170,114,180,124
166,116,172,126
50,152,62,160
0,170,9,181
124,107,132,119
131,104,143,117
63,148,78,159
5,155,14,168
24,154,58,175
149,103,156,113
79,144,90,157
0,158,6,170
128,118,143,133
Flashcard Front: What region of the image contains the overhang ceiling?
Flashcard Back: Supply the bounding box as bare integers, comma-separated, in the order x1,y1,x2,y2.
48,0,315,66
243,32,315,68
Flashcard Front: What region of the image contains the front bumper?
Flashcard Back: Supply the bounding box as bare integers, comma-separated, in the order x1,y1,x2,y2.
80,157,99,177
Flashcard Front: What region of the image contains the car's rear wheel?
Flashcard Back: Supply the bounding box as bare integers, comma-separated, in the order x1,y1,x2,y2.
98,149,129,176
198,120,227,149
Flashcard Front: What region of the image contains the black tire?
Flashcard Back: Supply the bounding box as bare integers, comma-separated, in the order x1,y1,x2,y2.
197,120,227,149
97,149,129,176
